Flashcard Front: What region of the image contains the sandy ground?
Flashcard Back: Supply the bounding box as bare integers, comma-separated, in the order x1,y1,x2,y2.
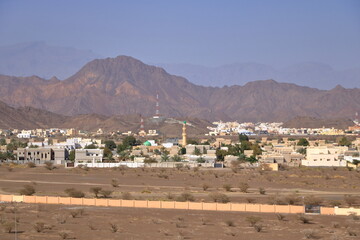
0,165,359,206
0,202,359,240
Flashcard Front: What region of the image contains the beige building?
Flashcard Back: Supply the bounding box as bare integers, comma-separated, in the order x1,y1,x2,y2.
75,149,103,163
302,146,348,167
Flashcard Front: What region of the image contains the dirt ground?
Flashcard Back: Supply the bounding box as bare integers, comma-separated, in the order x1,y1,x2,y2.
0,202,359,240
0,165,359,206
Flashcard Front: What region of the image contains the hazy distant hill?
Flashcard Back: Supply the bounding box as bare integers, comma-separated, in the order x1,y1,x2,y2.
0,42,101,79
0,100,210,136
0,56,359,122
158,62,360,90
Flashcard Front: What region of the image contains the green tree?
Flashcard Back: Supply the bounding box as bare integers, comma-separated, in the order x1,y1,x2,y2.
85,144,97,149
239,134,249,142
178,147,186,155
246,155,258,163
251,143,262,156
297,138,309,146
161,152,170,162
171,155,183,162
0,138,6,146
122,136,137,148
104,140,117,150
216,149,227,161
227,144,241,156
187,139,199,145
297,148,306,155
193,147,201,156
69,150,75,162
116,144,127,154
338,137,351,147
103,147,113,160
196,156,205,163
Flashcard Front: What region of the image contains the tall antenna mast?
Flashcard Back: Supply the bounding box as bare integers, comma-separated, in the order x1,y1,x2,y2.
154,93,160,118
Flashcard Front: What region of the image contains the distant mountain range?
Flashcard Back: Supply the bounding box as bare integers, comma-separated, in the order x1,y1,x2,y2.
0,55,359,123
158,62,360,90
0,42,101,79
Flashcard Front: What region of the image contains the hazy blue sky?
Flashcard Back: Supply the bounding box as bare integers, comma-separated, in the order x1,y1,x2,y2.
0,0,359,69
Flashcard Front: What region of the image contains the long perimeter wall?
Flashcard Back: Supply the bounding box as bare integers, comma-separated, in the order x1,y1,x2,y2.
1,194,358,216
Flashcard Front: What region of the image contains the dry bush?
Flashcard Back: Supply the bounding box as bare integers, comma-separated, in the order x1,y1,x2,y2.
304,195,323,206
110,223,119,233
283,193,301,205
165,192,175,200
2,221,14,233
298,214,312,224
59,230,70,239
19,184,36,196
7,167,13,172
100,189,113,198
344,195,358,207
70,209,81,218
349,213,359,220
246,198,256,203
90,187,102,198
64,188,85,198
55,214,67,224
88,222,96,230
348,229,357,236
33,222,45,232
176,192,195,202
225,220,235,227
202,183,209,191
276,213,286,221
259,187,266,195
223,184,232,192
246,216,262,227
201,218,210,225
331,222,340,228
44,161,56,170
328,200,342,207
27,162,36,168
111,178,119,187
254,224,263,232
239,182,249,193
0,204,6,212
121,192,133,200
267,194,283,205
209,192,230,203
302,229,318,239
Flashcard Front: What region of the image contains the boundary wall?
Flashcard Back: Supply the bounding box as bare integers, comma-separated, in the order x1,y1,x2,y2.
1,194,354,216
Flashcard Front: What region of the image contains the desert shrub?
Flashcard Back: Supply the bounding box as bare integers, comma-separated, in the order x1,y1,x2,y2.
246,216,262,227
33,222,45,232
304,195,323,206
349,213,359,220
0,204,6,212
348,229,357,236
2,221,14,233
88,222,96,230
176,192,195,202
246,197,256,203
201,218,210,225
298,214,312,224
303,229,317,239
344,195,358,207
90,187,102,198
223,184,232,192
254,224,263,232
70,209,81,218
121,192,133,200
276,213,286,221
166,192,175,200
19,184,36,196
55,214,67,224
7,167,13,172
283,193,301,205
202,183,209,191
110,223,119,233
267,194,283,205
27,162,36,168
259,187,266,195
59,230,70,239
209,192,230,203
100,189,113,198
64,188,85,198
111,178,119,187
328,200,342,207
225,220,235,227
331,222,340,228
44,161,55,170
239,182,249,193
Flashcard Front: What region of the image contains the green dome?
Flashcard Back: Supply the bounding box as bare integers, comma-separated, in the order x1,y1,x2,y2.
143,141,151,146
